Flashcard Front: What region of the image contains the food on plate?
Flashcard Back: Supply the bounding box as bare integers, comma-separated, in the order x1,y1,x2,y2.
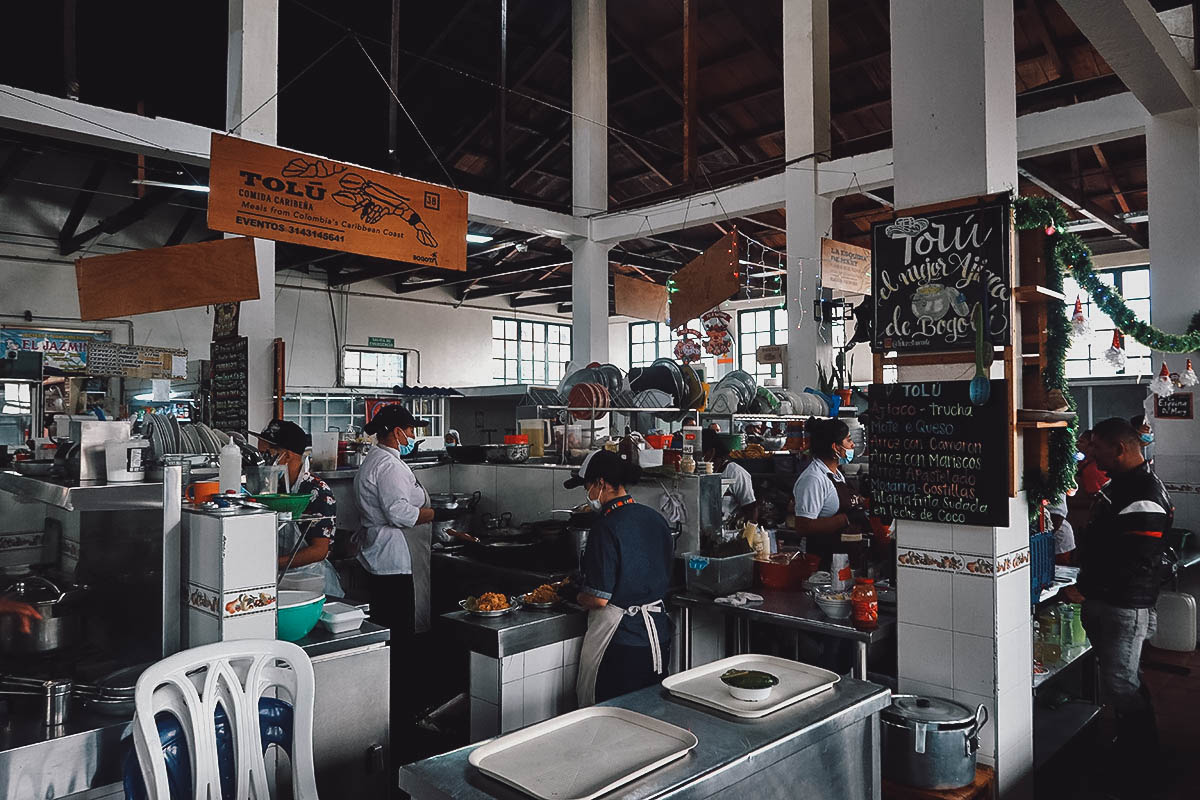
466,592,510,612
523,584,558,605
729,443,770,459
720,668,781,702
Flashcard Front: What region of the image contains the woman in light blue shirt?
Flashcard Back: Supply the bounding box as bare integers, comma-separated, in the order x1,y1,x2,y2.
790,417,856,564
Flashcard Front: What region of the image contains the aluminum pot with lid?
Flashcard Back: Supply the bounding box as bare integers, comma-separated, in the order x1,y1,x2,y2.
430,491,480,544
0,575,90,654
881,694,988,791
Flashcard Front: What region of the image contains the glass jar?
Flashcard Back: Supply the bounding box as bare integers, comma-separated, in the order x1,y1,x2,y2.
851,578,878,631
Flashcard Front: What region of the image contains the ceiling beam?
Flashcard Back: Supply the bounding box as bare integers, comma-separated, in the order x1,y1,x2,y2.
1017,166,1148,248
1091,143,1132,213
682,0,699,183
1057,0,1197,114
390,255,573,295
1022,0,1068,81
0,145,32,194
59,187,177,255
512,289,575,309
163,208,199,247
457,279,573,301
56,160,107,254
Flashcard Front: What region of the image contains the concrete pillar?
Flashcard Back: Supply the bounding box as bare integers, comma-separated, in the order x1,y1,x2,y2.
1145,109,1200,529
226,0,278,431
783,0,832,391
889,3,1031,796
569,0,609,364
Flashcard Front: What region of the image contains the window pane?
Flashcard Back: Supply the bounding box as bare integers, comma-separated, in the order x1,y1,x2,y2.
328,398,352,415
533,324,545,342
493,318,505,339
343,350,359,368
1126,299,1150,322
504,320,517,338
505,361,517,381
492,339,506,359
359,352,377,370
493,359,506,381
519,322,534,340
1121,269,1150,299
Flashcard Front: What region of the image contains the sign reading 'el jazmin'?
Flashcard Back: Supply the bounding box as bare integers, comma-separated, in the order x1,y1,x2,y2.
871,198,1011,353
867,380,1009,527
208,135,467,270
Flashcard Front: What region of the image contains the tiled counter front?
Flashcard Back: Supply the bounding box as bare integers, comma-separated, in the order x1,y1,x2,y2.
469,636,583,741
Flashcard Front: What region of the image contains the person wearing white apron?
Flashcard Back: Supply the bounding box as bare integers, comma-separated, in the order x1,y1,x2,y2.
566,450,675,707
352,404,434,741
254,419,344,598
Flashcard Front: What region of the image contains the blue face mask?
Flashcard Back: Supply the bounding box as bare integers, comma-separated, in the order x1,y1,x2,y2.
838,447,855,465
395,431,416,456
1140,433,1154,445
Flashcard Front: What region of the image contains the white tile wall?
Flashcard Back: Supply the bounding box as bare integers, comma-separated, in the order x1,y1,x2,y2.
501,651,524,683
953,524,993,557
496,467,557,525
416,465,450,495
897,677,953,698
564,636,582,666
522,669,560,726
500,680,524,732
561,663,579,712
952,688,996,763
995,684,1033,759
896,520,954,551
469,652,499,704
997,738,1035,800
524,641,563,676
996,626,1033,696
952,573,994,638
470,696,498,742
897,623,954,688
952,632,994,696
995,566,1031,636
897,566,953,630
450,464,499,515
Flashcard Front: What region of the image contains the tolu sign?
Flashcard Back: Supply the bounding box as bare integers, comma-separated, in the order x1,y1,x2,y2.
871,197,1012,353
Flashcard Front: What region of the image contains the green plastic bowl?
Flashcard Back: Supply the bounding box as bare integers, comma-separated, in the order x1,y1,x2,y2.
250,493,312,519
277,590,326,641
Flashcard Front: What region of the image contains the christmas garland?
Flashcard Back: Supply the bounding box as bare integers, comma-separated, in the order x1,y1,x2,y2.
1013,196,1079,515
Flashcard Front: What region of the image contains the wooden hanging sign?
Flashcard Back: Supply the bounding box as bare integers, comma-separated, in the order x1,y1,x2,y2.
75,237,259,321
207,135,467,270
668,231,740,326
613,274,668,322
821,238,871,295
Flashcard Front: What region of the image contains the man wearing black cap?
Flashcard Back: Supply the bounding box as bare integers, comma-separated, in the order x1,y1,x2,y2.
255,419,342,596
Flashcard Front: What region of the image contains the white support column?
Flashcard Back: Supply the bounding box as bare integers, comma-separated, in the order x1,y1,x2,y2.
783,0,831,392
890,3,1030,797
1145,109,1200,526
227,0,278,431
570,0,609,364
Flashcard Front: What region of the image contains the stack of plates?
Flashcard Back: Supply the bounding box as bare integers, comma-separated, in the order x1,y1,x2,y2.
568,382,610,420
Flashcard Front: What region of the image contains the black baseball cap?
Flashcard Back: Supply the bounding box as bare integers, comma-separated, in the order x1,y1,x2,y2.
255,419,311,455
563,449,638,489
364,404,429,436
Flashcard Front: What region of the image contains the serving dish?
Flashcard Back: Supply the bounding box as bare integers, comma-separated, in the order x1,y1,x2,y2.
661,654,840,719
460,594,521,617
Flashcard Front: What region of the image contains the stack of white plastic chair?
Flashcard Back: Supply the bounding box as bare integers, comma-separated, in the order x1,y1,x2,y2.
131,639,319,800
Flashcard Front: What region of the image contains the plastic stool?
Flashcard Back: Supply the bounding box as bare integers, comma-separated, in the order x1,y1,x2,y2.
1150,590,1197,652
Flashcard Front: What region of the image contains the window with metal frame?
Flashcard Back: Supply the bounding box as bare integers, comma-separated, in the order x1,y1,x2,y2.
342,348,406,389
1063,266,1151,378
628,320,722,379
737,308,788,382
492,318,573,385
282,393,445,437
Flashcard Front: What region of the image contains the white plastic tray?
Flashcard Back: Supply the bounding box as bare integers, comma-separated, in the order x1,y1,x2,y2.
467,706,697,800
661,654,840,719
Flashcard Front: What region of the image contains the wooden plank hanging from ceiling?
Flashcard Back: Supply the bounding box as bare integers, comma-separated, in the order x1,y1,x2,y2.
614,273,668,322
74,236,259,321
668,230,739,326
207,134,468,270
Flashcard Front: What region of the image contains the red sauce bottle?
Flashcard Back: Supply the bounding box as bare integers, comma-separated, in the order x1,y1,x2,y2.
852,578,878,631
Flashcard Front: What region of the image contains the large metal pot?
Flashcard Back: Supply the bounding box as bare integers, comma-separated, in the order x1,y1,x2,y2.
881,695,989,790
0,576,89,654
483,444,530,464
430,491,480,544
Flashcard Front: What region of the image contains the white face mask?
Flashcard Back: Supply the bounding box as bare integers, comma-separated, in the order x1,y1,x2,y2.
586,484,604,511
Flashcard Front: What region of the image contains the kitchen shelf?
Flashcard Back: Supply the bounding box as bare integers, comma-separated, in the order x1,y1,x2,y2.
1034,701,1102,770
1017,420,1070,429
0,471,165,512
1015,285,1067,304
1033,642,1092,689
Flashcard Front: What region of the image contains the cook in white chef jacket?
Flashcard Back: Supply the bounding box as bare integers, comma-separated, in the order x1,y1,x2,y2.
701,429,758,524
353,403,434,734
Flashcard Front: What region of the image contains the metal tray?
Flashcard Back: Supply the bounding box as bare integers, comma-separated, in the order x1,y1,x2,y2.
661,654,840,719
468,706,697,800
520,598,558,610
460,597,521,617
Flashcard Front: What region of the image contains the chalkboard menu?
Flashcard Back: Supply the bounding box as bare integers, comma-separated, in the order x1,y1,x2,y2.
1155,392,1193,420
211,336,248,432
871,199,1011,353
867,380,1009,527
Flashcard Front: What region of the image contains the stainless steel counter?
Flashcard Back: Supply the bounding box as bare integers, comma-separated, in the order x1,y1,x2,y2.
0,622,391,800
0,471,165,511
399,676,891,800
670,590,897,680
441,606,587,658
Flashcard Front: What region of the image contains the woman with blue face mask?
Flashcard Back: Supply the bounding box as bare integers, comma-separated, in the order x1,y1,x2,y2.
789,417,863,566
352,403,434,756
1130,414,1155,469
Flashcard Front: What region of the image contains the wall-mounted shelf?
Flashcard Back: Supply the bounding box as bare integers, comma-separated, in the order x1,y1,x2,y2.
1015,285,1067,304
1017,420,1070,430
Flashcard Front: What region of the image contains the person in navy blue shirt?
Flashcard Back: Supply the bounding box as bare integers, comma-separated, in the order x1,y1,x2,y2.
566,450,675,703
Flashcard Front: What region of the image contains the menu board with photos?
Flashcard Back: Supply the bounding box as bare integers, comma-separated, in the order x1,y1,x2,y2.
867,380,1009,527
871,198,1011,353
210,336,249,432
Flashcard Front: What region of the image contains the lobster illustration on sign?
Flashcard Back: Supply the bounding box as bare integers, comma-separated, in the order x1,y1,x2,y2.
700,310,733,356
331,172,439,248
674,328,703,364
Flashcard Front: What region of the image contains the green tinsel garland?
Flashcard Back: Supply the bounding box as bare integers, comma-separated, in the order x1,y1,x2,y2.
1013,197,1080,517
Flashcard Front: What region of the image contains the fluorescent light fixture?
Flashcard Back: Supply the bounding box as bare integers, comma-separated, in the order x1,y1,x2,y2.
130,179,210,193
465,233,494,244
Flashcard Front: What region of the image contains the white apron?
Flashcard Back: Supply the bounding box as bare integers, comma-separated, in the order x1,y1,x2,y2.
277,460,345,598
405,484,434,634
576,599,665,708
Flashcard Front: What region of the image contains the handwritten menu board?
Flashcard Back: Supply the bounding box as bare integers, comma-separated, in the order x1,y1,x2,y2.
1155,392,1193,420
871,199,1011,353
867,380,1009,527
211,336,248,433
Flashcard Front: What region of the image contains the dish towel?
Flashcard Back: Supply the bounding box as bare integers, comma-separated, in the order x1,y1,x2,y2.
715,592,764,607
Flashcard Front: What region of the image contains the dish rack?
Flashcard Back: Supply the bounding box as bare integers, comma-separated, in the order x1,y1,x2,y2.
1029,529,1055,604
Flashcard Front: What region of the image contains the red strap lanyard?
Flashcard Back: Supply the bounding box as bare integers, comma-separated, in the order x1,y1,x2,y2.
603,496,635,516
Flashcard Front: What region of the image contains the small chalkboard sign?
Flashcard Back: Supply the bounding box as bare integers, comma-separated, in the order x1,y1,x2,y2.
871,198,1011,353
210,336,248,433
1154,392,1193,420
867,380,1009,527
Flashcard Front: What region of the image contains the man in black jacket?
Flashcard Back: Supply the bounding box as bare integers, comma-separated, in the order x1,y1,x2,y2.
1066,417,1172,795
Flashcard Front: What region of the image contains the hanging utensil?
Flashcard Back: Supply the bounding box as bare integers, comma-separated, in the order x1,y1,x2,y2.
969,303,990,406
